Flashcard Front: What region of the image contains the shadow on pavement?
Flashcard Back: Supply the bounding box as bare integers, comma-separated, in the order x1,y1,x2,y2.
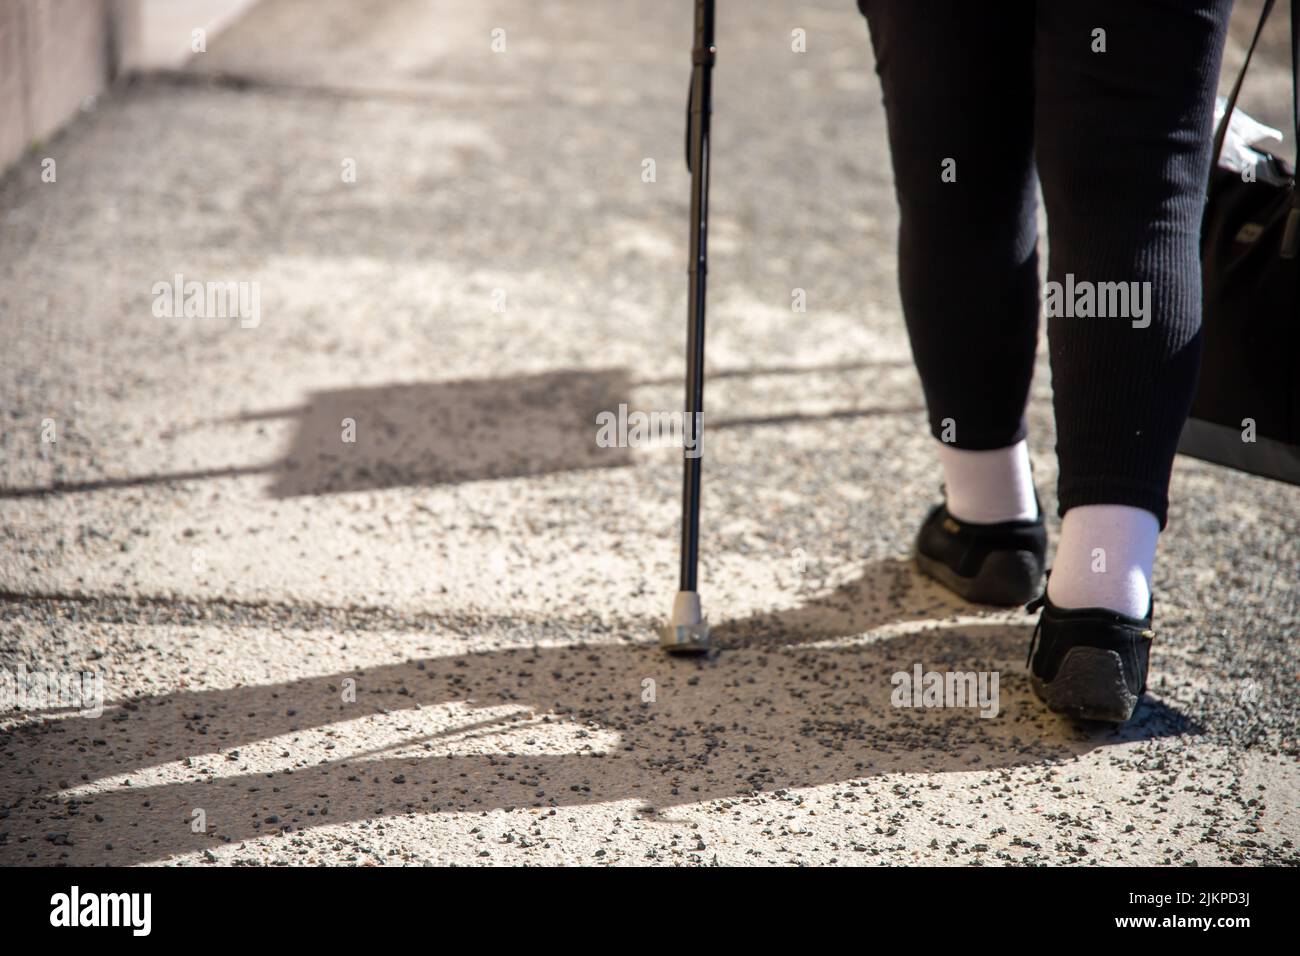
0,558,1197,865
0,362,921,499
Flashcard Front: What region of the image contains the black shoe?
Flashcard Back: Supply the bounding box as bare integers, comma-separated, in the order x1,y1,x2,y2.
1025,591,1154,724
914,503,1046,606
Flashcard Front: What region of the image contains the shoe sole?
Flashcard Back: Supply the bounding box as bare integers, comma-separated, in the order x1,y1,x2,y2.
1031,646,1139,724
914,548,1043,607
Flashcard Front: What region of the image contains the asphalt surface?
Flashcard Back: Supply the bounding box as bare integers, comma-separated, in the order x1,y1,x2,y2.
0,0,1296,866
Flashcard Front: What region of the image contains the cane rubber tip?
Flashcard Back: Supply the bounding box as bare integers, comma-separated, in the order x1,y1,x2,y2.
659,591,711,654
658,621,711,654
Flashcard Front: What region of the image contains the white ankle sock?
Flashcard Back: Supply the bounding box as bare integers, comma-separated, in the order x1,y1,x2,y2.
1047,504,1158,618
936,439,1038,524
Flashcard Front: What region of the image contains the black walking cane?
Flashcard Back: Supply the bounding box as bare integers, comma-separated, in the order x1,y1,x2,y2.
659,0,716,654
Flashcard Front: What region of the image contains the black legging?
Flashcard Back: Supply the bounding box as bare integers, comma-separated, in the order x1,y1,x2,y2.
857,0,1234,528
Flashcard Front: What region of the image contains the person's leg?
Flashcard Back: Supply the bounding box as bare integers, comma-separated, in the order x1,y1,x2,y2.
1033,0,1233,616
858,0,1040,525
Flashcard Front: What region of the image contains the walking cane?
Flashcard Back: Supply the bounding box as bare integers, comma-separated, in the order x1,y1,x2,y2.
659,0,716,655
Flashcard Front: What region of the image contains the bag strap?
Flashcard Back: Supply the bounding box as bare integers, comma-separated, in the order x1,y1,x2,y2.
1289,0,1300,257
1211,0,1282,173
1208,1,1300,257
1293,0,1299,158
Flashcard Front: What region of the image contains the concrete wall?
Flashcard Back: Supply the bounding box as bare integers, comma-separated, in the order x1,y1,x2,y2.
132,0,259,70
0,2,30,173
0,0,258,176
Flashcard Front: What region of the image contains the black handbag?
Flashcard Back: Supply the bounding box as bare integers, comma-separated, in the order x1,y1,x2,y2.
1179,0,1300,484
